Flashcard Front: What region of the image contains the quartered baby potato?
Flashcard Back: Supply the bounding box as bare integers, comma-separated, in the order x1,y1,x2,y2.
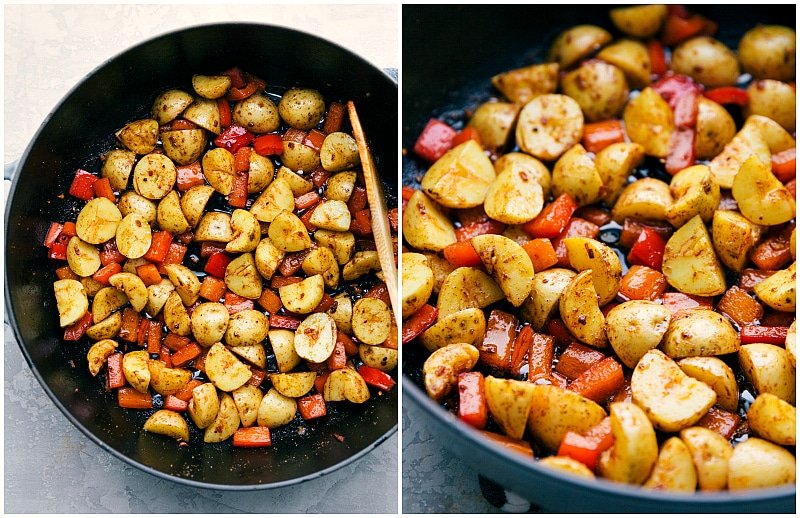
46,67,398,449
402,4,796,493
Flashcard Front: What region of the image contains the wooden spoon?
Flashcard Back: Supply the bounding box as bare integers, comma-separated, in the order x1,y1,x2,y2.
347,101,399,327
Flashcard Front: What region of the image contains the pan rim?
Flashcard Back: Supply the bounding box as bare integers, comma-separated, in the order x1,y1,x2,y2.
5,21,397,491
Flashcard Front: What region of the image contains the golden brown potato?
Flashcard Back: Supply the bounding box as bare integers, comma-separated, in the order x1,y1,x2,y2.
753,262,796,312
662,215,726,297
611,177,672,223
738,25,796,81
225,253,262,300
491,62,559,104
419,307,486,352
280,140,320,173
225,209,260,253
623,87,674,158
727,438,796,490
679,427,733,491
671,36,740,87
145,278,174,317
257,388,297,428
151,89,193,125
521,268,576,330
293,312,337,363
115,119,158,155
275,163,315,197
309,200,351,232
202,147,235,195
278,88,325,130
122,350,151,394
352,297,392,345
163,264,200,306
561,60,629,122
606,301,671,369
323,367,371,404
564,237,621,306
250,177,295,223
268,211,312,252
161,129,207,166
85,312,122,341
224,309,268,348
66,236,101,277
114,214,151,260
133,153,177,200
538,456,595,479
101,149,136,191
314,230,355,265
157,190,190,235
484,158,543,223
632,350,717,432
643,437,698,492
147,360,192,396
609,4,668,38
205,342,252,392
183,97,221,134
516,94,584,161
403,190,457,252
270,372,317,398
597,402,659,485
91,286,127,323
739,342,796,404
596,142,645,205
233,94,280,133
188,382,220,429
493,152,551,197
359,344,398,372
597,39,651,89
302,246,339,289
548,25,612,68
143,410,190,442
278,274,324,314
471,234,535,307
203,393,240,443
485,377,538,440
421,141,495,209
422,343,479,401
708,120,771,189
190,302,230,347
401,253,434,319
247,152,274,193
665,165,720,229
527,384,606,452
268,329,301,373
108,272,148,312
195,212,233,243
747,393,796,445
732,155,795,226
229,343,266,369
467,101,519,152
86,339,117,376
678,356,739,412
320,132,360,173
324,171,357,202
191,74,231,99
560,270,607,348
694,97,736,160
232,385,262,427
745,79,796,132
179,185,214,228
662,310,740,358
76,197,123,245
552,144,602,207
711,210,763,272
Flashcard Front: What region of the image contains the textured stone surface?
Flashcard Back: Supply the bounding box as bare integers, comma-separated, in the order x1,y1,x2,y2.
4,5,397,513
402,404,499,513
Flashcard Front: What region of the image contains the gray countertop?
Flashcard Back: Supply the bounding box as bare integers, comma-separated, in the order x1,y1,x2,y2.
4,4,397,514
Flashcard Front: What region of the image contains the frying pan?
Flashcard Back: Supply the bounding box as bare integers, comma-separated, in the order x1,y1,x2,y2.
402,5,795,513
5,23,397,489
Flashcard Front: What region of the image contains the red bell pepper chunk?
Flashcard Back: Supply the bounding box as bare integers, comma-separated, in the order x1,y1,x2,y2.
269,314,302,330
566,357,625,403
443,240,482,267
163,394,188,413
522,193,577,239
105,352,126,390
227,81,259,101
704,86,749,106
93,177,115,202
661,10,713,46
221,67,246,89
44,222,63,248
295,191,321,210
323,101,346,134
117,387,153,409
253,133,284,156
214,124,254,154
92,261,122,285
771,148,796,183
159,243,188,271
144,231,173,263
402,304,438,344
217,99,232,128
388,207,399,232
99,240,126,266
358,365,395,391
303,129,326,152
68,170,97,201
175,161,205,191
298,394,327,421
61,221,77,237
348,186,368,214
224,291,254,314
228,171,249,208
451,127,481,147
648,40,667,76
581,120,625,154
628,226,667,271
234,147,252,173
171,342,202,367
48,240,68,260
454,219,505,241
63,311,93,341
233,426,273,447
557,417,613,471
740,326,789,346
310,167,331,188
457,371,487,429
665,127,696,175
350,209,372,236
204,251,232,278
413,118,456,163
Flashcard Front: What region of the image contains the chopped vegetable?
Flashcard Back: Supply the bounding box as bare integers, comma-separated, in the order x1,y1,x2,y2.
413,118,456,163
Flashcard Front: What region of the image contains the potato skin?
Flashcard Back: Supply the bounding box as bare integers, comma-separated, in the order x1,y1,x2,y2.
623,87,673,158
233,94,279,133
516,94,584,162
747,393,796,445
527,384,606,452
422,343,479,401
606,301,670,369
745,79,796,132
560,60,629,122
680,427,733,491
671,36,740,87
727,437,796,490
738,25,796,81
278,88,325,130
739,342,796,404
662,310,740,358
694,98,736,160
548,25,612,68
609,5,667,38
421,140,495,209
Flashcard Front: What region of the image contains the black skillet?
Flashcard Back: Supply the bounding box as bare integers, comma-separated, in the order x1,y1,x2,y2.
5,23,397,489
403,5,795,513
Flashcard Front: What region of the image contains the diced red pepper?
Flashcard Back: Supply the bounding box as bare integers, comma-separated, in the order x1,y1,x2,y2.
146,321,162,354
233,426,273,447
204,251,232,278
402,304,438,344
63,311,93,341
443,240,482,267
106,352,125,389
271,276,303,289
159,345,173,368
522,238,558,272
357,365,395,391
665,127,696,175
704,86,749,106
547,318,574,348
227,81,259,101
350,209,372,236
648,40,667,76
413,118,456,163
164,333,190,352
228,170,249,208
338,331,360,356
557,417,613,471
696,406,740,440
348,186,368,214
93,177,115,202
556,342,605,380
327,339,347,371
628,226,667,271
303,129,326,152
528,332,555,383
662,292,714,318
581,120,625,154
323,102,346,134
163,394,188,413
269,314,301,330
552,218,601,268
364,283,391,306
214,124,254,154
567,357,625,403
48,240,68,260
457,372,487,429
234,146,252,173
171,342,202,367
619,265,668,301
283,128,307,144
117,387,153,409
522,193,578,239
144,231,174,263
221,67,246,89
295,191,321,210
61,221,77,237
257,287,282,314
402,186,416,202
99,240,125,266
479,310,518,371
93,261,122,285
253,133,284,156
55,265,79,280
224,292,255,314
169,119,197,131
310,167,331,188
217,99,232,128
68,170,97,201
158,243,187,273
740,326,789,345
298,394,327,421
772,148,796,183
175,161,205,191
44,222,63,248
662,11,711,46
119,307,140,343
620,218,673,248
313,293,336,314
454,219,506,242
451,127,481,148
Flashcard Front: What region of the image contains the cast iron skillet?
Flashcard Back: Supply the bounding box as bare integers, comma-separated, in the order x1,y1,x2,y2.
5,23,397,489
403,5,795,513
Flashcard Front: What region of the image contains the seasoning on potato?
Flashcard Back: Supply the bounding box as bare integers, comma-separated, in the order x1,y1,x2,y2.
45,66,397,450
403,4,796,496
